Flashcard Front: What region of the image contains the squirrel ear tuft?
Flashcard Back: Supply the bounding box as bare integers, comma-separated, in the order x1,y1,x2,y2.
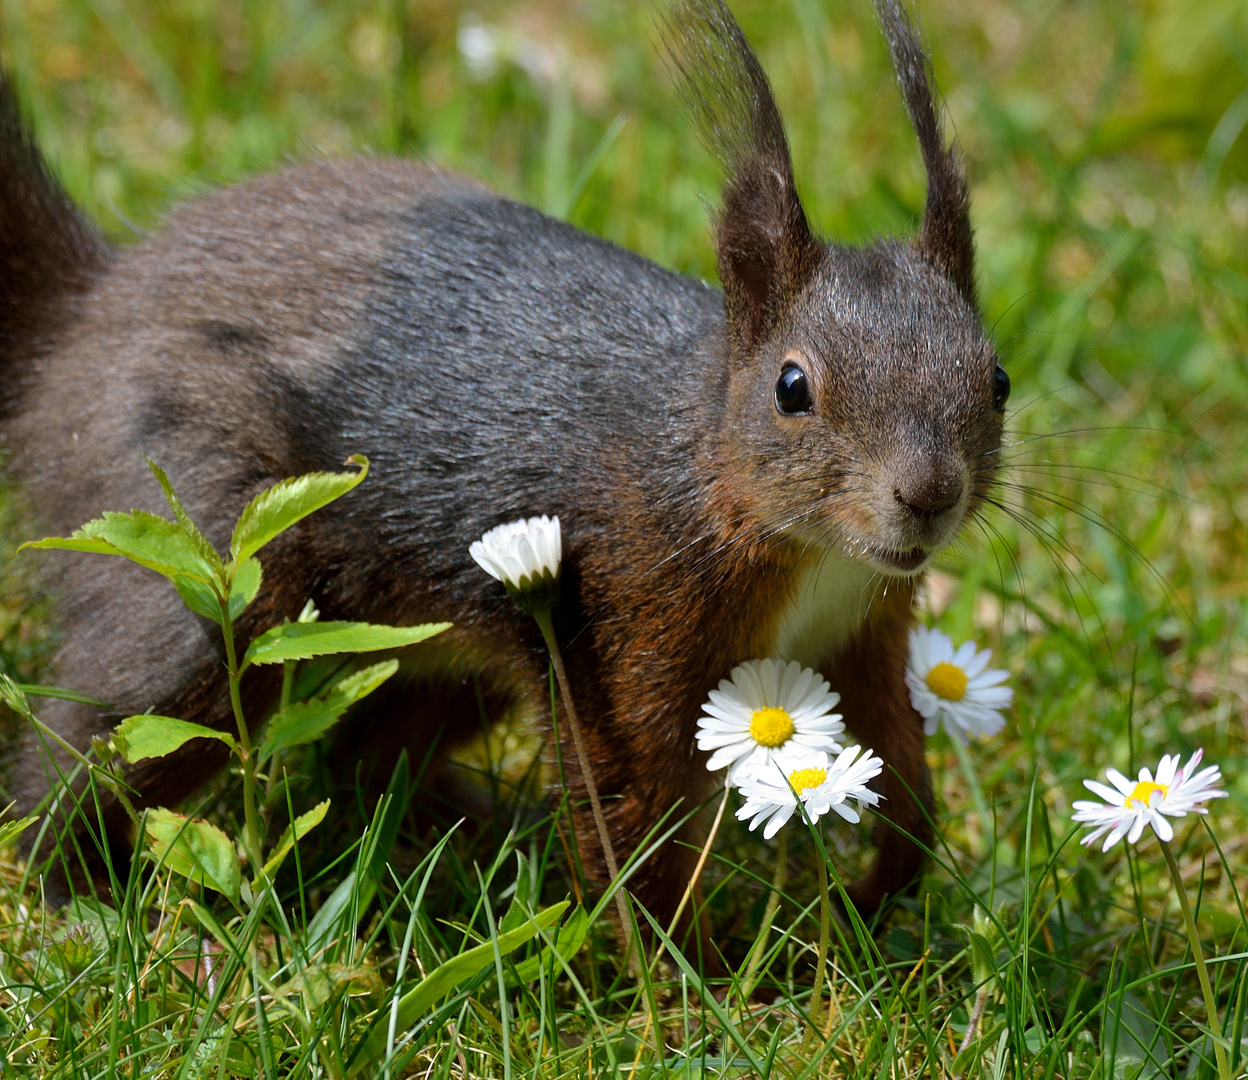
876,0,976,306
662,0,823,358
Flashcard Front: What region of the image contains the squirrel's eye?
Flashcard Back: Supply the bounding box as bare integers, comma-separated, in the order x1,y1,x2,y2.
775,364,813,415
992,363,1010,411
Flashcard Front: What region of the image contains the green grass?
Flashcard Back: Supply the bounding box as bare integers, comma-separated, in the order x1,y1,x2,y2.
1,0,1248,1076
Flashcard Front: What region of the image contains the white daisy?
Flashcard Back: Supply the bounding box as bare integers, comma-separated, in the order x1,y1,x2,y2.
905,626,1012,743
469,515,561,609
695,658,845,785
735,745,885,840
1072,749,1227,852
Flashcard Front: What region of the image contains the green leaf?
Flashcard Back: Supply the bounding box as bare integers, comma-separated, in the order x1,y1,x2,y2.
146,459,224,575
261,799,330,880
506,905,589,984
23,510,219,587
173,556,263,627
230,455,369,564
0,815,38,851
352,902,569,1076
113,715,235,763
229,557,263,620
259,660,398,762
173,576,226,625
145,809,241,902
243,620,449,669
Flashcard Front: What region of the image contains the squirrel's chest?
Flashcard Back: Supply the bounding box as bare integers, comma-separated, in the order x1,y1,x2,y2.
762,554,879,674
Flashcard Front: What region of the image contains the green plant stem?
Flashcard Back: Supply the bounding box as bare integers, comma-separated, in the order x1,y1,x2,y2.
531,607,632,961
809,851,833,1041
219,597,263,870
741,825,786,1000
1160,839,1230,1080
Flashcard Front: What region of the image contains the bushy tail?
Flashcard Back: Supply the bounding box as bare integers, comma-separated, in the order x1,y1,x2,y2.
0,69,111,356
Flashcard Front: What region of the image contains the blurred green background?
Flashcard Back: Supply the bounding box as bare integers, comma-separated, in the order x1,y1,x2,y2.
1,0,1247,953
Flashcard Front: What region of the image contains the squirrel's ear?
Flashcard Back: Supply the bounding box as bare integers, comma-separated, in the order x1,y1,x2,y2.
663,0,823,358
876,0,975,306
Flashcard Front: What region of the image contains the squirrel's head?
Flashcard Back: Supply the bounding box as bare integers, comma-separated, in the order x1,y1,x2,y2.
668,0,1005,577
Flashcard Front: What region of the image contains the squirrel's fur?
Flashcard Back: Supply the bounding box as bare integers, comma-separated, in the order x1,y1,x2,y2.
0,0,1005,929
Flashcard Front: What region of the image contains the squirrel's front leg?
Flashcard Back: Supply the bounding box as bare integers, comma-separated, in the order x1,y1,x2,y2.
827,582,934,915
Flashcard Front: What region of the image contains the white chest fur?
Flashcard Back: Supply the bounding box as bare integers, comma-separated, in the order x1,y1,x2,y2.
766,553,879,673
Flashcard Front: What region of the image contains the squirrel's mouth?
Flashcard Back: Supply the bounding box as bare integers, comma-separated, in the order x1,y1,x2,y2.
866,544,929,575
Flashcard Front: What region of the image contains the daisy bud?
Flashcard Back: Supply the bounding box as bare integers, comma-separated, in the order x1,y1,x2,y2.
469,515,562,613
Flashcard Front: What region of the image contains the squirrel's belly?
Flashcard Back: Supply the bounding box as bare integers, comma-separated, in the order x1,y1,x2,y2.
765,553,880,673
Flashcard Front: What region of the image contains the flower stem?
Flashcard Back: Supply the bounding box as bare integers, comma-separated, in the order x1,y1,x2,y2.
532,607,632,961
809,851,834,1040
219,596,262,872
741,825,786,1000
1160,838,1230,1080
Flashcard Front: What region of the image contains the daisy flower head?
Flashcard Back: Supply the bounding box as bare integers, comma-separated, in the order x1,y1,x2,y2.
735,745,885,840
1072,749,1227,852
469,515,561,611
695,658,845,785
905,626,1012,743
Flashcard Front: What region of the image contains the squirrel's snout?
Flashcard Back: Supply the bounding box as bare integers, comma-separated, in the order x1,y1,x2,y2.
893,480,963,520
890,457,967,529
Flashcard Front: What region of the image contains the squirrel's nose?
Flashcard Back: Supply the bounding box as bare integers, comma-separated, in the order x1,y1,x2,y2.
893,466,964,520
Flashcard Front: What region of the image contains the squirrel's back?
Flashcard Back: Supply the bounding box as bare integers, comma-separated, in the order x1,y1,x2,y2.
7,157,725,558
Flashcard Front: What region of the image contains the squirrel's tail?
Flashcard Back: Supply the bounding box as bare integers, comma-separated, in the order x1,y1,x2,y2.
0,69,111,364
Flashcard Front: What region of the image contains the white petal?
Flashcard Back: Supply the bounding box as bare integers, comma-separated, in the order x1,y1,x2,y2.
1105,769,1135,798
1148,809,1173,842
762,804,796,840
1083,779,1125,805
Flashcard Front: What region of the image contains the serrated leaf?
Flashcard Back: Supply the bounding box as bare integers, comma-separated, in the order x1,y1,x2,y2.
174,575,225,624
260,660,398,763
113,714,235,763
243,620,449,669
352,902,569,1076
261,799,330,881
0,815,38,851
230,455,369,565
229,556,263,620
174,556,263,626
146,809,241,902
146,459,224,575
23,510,218,586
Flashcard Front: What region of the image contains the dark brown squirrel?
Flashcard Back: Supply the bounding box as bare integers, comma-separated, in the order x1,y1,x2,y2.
0,0,1008,925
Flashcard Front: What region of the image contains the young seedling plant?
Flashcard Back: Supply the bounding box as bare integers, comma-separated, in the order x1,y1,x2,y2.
22,454,450,902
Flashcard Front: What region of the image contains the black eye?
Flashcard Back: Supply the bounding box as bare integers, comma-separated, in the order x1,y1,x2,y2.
775,364,813,415
992,363,1010,411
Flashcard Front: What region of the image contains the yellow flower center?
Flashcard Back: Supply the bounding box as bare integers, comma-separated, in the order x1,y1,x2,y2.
926,662,968,701
749,706,795,748
1125,780,1168,808
788,767,827,793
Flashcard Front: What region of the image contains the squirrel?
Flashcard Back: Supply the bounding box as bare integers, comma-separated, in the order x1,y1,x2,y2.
0,0,1007,926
